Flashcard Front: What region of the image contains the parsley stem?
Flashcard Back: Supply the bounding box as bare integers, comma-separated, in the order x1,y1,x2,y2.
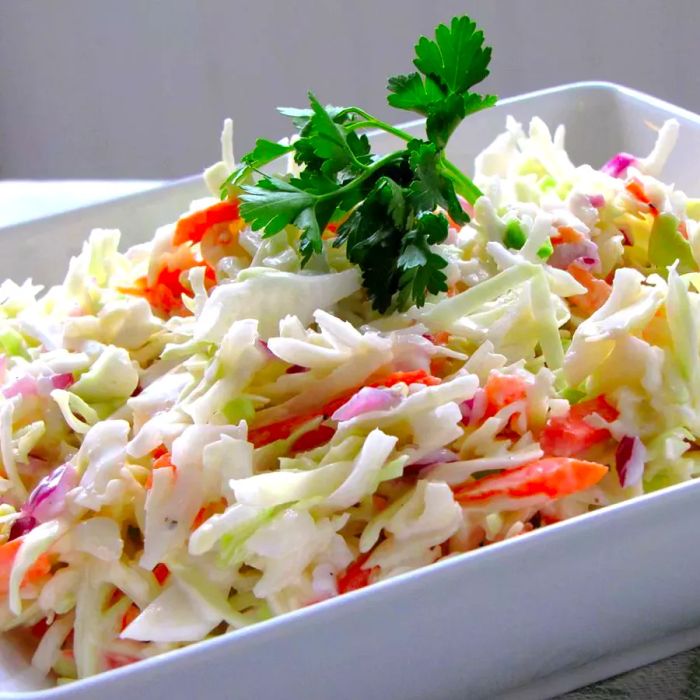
342,108,483,204
316,150,405,202
346,119,415,143
346,120,388,132
341,108,415,143
440,157,483,204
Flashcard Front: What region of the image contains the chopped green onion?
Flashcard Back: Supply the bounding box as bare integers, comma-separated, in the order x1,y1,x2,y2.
536,238,554,260
504,220,526,250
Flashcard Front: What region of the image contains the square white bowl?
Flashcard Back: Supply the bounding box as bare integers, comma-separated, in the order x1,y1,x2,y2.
3,82,700,700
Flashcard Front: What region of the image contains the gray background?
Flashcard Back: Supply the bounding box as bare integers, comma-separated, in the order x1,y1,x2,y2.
0,0,694,179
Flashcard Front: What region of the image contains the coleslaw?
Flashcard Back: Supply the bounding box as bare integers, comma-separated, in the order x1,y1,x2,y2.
1,111,698,682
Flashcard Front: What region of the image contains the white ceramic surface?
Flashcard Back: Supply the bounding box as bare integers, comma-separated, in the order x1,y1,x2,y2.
0,181,166,229
2,82,700,700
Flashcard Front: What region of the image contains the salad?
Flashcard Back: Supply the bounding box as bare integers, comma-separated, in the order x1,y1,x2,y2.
2,13,699,683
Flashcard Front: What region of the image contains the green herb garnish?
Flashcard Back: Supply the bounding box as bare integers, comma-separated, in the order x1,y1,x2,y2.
223,15,496,312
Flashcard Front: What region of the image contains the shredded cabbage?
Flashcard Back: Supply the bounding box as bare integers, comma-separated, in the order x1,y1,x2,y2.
1,113,698,684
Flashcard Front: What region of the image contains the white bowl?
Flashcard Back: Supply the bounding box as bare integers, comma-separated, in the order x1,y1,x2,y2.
3,82,700,700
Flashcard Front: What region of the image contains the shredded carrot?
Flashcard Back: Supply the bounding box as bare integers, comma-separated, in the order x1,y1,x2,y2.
192,508,208,532
626,179,658,216
625,179,650,203
453,457,608,505
430,356,451,377
145,451,176,490
152,444,168,459
119,249,216,317
153,453,174,470
290,424,336,453
249,369,441,448
446,214,461,230
337,553,376,594
0,538,52,594
120,604,139,632
483,372,528,419
191,498,227,531
567,263,612,315
108,588,124,606
552,226,585,245
539,395,618,457
248,414,316,448
172,200,240,246
369,369,441,388
248,389,353,446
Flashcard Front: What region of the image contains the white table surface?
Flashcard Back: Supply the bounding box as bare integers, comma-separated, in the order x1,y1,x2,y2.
0,180,165,228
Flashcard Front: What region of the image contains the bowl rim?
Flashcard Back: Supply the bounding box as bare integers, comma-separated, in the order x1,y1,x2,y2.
5,78,700,697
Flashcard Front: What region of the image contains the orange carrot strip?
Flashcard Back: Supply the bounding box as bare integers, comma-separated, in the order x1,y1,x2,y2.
248,414,317,449
552,226,585,245
145,452,176,490
249,370,441,448
368,370,441,388
567,263,612,315
173,200,240,246
453,457,608,505
626,179,658,216
0,538,52,595
540,396,618,457
290,425,336,453
119,254,216,318
483,372,528,419
120,604,140,632
191,498,227,532
337,553,375,594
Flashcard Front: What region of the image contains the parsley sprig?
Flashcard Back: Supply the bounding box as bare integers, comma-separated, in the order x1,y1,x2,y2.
222,15,496,312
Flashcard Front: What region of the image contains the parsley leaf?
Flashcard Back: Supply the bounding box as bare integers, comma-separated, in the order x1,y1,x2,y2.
388,15,496,147
387,73,444,113
334,180,451,311
239,176,315,235
240,176,332,264
293,93,364,178
407,140,468,225
293,207,323,263
426,92,497,148
242,138,294,167
219,139,293,197
414,16,492,95
226,14,496,311
335,177,407,312
278,104,346,130
397,212,450,308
